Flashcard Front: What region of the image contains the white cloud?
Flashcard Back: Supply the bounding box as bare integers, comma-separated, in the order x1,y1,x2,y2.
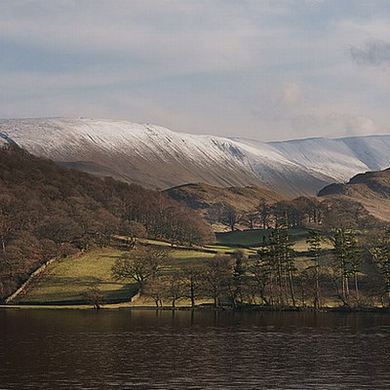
0,0,390,140
282,82,303,106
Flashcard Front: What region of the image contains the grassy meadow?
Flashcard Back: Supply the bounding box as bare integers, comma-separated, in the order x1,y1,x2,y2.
15,228,336,307
16,248,136,305
17,245,219,305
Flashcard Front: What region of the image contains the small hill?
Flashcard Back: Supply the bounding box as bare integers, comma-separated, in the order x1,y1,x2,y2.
318,167,390,222
165,183,286,213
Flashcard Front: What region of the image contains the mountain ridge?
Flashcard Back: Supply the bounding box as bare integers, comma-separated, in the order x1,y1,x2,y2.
1,117,389,196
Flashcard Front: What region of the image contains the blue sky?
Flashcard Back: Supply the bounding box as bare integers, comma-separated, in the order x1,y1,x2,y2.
1,0,390,140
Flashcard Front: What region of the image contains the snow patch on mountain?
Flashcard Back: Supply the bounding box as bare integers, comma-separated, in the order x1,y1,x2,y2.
0,118,389,196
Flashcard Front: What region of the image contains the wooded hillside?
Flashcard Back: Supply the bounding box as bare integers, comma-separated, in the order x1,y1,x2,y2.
0,145,213,300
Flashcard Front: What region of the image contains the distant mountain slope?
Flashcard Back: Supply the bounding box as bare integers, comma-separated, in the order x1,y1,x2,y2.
1,118,389,196
235,135,390,183
165,183,286,214
319,167,390,221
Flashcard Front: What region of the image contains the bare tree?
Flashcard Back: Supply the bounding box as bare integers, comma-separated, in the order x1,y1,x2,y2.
121,221,146,249
164,272,185,308
245,211,258,230
112,247,167,293
144,276,165,307
203,255,232,307
83,285,104,310
182,266,202,307
222,206,241,231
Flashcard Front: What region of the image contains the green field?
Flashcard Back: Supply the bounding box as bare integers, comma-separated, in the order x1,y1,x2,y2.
216,228,331,252
17,246,219,305
216,228,272,246
166,249,215,268
16,228,334,306
216,228,308,246
17,249,136,305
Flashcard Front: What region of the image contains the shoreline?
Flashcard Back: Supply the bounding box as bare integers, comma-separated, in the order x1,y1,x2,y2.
1,304,389,313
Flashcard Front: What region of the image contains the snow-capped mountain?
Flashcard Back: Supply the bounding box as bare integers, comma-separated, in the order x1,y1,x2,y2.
0,118,389,196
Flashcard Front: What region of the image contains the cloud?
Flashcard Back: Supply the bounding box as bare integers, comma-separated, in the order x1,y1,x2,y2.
0,1,390,140
282,82,303,106
0,1,261,76
290,112,381,137
351,40,390,66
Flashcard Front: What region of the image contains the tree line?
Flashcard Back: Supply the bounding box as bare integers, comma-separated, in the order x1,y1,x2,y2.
208,196,377,232
112,226,390,309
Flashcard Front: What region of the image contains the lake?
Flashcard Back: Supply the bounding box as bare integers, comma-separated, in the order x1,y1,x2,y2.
0,309,389,389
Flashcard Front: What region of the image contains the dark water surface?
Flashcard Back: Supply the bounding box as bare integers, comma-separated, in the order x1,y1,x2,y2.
0,309,389,389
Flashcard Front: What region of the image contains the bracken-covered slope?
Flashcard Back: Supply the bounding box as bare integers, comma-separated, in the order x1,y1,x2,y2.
165,183,286,214
1,118,389,196
319,167,390,221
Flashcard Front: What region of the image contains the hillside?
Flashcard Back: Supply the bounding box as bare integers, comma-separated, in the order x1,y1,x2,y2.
0,146,212,301
165,183,286,214
319,168,390,221
1,118,389,196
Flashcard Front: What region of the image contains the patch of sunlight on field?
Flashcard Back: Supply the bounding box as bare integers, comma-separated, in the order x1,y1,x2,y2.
19,248,137,304
293,237,334,252
205,244,231,251
205,245,257,255
139,238,172,247
167,250,215,268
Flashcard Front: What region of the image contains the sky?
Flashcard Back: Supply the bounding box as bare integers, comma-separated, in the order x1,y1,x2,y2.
1,0,390,141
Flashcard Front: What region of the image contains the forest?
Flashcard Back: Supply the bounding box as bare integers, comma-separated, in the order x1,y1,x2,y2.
205,194,378,232
0,145,212,300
